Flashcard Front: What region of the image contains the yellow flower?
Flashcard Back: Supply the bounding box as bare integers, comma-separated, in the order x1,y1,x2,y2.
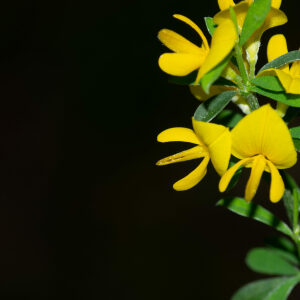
158,14,238,83
214,0,287,34
219,104,297,203
157,120,231,191
265,34,300,95
214,0,287,66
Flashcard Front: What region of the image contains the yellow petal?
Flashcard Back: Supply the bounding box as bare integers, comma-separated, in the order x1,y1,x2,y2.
219,157,253,192
192,120,232,175
245,155,266,202
290,61,300,77
214,2,249,30
158,53,204,76
231,104,297,169
158,29,203,55
275,69,300,94
267,34,289,73
189,85,233,101
218,0,235,11
173,14,209,51
266,160,285,203
263,8,287,32
156,146,206,166
157,127,201,145
271,0,282,9
173,156,210,191
196,19,237,81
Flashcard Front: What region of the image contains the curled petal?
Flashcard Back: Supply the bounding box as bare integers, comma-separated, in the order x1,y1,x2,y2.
245,155,266,202
173,14,209,50
156,146,206,166
219,157,253,192
192,120,231,175
263,8,287,32
196,19,237,81
159,53,205,76
266,160,285,203
157,127,202,145
271,0,282,9
173,156,210,191
158,29,203,55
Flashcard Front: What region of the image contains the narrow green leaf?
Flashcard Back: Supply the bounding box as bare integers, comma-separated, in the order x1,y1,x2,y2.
249,85,300,107
265,236,296,254
193,91,236,122
259,50,300,73
283,189,295,227
200,54,232,93
231,276,300,300
204,17,216,36
269,248,299,266
239,0,271,46
251,76,284,92
246,248,299,275
217,197,293,238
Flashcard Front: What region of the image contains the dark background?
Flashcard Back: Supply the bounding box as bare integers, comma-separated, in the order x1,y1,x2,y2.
0,0,299,299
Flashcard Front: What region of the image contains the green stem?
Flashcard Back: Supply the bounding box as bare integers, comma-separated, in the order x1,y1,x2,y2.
234,44,249,85
245,93,259,111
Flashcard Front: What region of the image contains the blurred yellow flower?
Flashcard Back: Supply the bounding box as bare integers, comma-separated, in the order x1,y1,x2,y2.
157,120,231,191
219,104,297,203
158,14,237,83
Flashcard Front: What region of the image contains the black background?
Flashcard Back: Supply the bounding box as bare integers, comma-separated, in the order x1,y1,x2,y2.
0,0,299,299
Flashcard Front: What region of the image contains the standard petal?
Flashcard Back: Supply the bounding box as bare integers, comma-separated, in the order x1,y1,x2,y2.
219,157,252,192
157,127,202,145
173,156,210,191
218,0,236,11
196,19,237,81
275,68,300,94
231,104,297,168
287,78,300,94
266,160,285,203
158,29,203,55
263,8,287,32
192,120,232,175
189,85,233,101
173,14,209,50
267,34,289,73
214,2,249,30
245,155,266,202
158,53,204,76
156,146,206,166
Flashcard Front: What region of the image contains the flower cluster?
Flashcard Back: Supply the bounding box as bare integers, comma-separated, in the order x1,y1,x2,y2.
156,0,300,203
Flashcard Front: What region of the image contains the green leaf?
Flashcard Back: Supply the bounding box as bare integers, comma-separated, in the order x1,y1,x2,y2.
239,0,271,47
249,85,300,107
283,189,295,227
231,276,300,300
216,197,293,238
251,76,284,92
193,90,236,122
215,109,243,128
246,248,299,275
259,50,300,73
204,17,216,36
265,236,296,254
293,139,300,152
200,54,232,93
290,127,300,139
